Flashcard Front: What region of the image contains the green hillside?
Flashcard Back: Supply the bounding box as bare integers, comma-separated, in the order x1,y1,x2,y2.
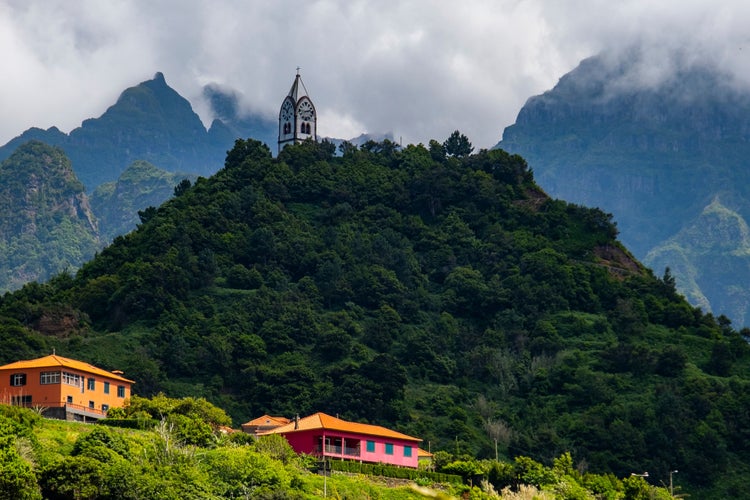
0,144,191,295
1,138,749,496
0,399,676,499
0,141,99,292
0,401,435,499
91,160,195,243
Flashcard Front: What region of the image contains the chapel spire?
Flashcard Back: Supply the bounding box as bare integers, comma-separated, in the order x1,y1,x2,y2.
278,70,317,153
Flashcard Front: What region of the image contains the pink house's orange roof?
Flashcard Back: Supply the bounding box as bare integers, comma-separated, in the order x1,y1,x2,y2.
0,354,134,383
242,414,291,427
418,448,433,458
260,412,421,442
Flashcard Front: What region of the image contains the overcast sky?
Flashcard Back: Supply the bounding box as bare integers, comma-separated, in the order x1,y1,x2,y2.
1,0,749,149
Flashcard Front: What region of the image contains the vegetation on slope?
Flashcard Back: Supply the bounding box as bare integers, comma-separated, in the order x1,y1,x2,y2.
0,400,674,499
496,50,750,325
0,140,99,293
0,137,748,496
90,160,194,242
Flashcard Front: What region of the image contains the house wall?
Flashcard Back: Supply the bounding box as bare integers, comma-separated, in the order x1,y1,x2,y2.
0,366,131,415
283,429,317,455
279,429,420,468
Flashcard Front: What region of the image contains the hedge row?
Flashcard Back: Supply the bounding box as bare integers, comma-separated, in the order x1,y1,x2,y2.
96,418,158,430
326,459,462,484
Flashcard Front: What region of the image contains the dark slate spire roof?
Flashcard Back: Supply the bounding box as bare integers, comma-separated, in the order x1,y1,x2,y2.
287,69,310,102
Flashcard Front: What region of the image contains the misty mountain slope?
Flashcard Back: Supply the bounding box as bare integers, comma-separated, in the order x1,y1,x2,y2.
203,83,278,149
90,160,195,243
0,73,278,189
497,50,750,324
645,198,750,324
0,140,99,292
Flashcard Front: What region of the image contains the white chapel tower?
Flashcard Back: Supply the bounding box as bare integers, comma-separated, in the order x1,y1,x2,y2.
278,70,317,153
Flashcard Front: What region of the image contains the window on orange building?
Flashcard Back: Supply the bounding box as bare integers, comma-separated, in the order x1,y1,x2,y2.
104,382,110,394
87,378,95,391
12,395,31,405
40,371,60,384
10,373,26,386
117,386,125,398
102,404,109,414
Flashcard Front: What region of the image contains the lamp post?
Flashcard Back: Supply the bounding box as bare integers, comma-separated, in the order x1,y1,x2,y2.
669,470,678,497
630,473,650,500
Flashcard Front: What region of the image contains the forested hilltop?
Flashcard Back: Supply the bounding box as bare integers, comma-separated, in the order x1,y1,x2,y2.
2,138,750,497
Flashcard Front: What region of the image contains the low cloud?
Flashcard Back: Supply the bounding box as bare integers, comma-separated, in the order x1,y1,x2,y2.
1,0,748,149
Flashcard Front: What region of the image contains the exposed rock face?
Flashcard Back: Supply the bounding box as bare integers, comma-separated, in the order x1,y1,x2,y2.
0,141,99,291
496,49,750,324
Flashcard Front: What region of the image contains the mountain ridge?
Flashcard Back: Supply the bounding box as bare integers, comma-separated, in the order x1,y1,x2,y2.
496,50,750,325
0,72,276,189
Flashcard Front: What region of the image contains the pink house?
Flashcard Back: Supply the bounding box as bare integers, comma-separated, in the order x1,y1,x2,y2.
259,412,422,468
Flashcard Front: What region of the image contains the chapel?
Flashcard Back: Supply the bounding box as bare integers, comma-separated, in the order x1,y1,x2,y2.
278,70,317,152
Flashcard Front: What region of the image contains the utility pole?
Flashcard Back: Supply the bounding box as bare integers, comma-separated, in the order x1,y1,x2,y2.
669,470,678,497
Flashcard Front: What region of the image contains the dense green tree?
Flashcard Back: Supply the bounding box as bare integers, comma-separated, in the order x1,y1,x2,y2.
443,130,474,157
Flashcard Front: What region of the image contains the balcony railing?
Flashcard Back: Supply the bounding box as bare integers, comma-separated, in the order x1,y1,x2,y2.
325,444,342,454
65,402,107,416
10,401,106,417
315,444,361,457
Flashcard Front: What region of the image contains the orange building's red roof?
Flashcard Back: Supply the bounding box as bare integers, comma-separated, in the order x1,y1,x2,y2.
260,412,421,442
242,414,291,427
0,354,134,383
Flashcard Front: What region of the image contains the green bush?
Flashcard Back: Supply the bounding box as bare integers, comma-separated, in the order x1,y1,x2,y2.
0,446,41,500
73,427,131,459
326,459,462,484
97,417,158,430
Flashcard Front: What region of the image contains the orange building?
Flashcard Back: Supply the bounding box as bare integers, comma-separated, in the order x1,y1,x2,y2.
240,414,292,436
0,354,134,422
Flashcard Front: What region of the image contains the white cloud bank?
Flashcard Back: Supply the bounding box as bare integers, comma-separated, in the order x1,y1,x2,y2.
1,0,749,148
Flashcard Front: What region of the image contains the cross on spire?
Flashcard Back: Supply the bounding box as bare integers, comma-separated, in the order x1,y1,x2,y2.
296,66,301,75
